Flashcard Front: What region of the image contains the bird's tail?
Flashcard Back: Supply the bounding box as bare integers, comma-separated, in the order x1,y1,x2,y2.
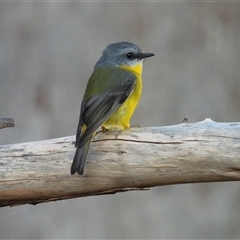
71,137,92,175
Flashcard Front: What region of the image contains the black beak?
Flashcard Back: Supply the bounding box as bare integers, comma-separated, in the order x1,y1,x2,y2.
138,52,155,60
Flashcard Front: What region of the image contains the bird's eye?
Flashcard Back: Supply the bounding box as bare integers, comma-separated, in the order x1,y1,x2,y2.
126,52,134,59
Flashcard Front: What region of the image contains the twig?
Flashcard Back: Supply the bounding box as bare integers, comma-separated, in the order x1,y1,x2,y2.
0,118,15,130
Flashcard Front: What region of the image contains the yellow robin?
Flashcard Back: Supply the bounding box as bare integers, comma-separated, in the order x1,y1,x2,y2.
71,42,154,175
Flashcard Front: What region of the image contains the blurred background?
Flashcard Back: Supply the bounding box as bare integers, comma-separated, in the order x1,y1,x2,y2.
0,2,240,239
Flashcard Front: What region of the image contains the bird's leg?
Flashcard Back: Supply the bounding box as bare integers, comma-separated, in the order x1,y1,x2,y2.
92,128,105,141
101,126,124,140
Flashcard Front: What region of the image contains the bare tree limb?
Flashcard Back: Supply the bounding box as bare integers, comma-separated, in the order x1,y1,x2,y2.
0,118,240,207
0,118,15,130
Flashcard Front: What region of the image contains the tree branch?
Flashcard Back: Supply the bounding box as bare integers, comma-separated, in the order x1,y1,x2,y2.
0,118,240,207
0,118,15,129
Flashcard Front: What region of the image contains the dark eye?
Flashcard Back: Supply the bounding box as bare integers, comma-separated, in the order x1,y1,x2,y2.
126,52,134,59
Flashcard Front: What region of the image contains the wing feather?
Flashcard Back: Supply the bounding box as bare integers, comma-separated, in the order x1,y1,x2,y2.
75,70,136,148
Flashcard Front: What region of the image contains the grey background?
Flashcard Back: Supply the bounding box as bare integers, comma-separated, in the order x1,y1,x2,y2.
0,2,240,239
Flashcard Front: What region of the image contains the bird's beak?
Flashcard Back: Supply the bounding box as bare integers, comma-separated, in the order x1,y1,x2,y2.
138,52,155,60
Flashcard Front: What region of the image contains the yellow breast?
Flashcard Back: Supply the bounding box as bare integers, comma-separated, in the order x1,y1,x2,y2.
102,62,143,131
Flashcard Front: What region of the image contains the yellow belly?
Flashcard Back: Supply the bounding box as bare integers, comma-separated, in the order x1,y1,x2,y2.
102,63,143,131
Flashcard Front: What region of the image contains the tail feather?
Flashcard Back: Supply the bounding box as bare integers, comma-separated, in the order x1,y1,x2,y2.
71,137,92,175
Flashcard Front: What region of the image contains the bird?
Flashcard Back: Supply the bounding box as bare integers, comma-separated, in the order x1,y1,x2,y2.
71,42,154,175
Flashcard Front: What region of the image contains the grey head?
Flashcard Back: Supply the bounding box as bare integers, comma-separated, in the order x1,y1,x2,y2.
94,42,154,70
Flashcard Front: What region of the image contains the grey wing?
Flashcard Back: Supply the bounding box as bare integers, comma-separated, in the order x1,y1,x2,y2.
75,75,136,148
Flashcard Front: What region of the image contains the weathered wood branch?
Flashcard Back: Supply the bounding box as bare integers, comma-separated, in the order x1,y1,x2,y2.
0,118,240,207
0,118,15,129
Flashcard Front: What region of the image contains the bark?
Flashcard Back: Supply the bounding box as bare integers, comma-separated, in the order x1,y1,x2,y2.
0,118,240,207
